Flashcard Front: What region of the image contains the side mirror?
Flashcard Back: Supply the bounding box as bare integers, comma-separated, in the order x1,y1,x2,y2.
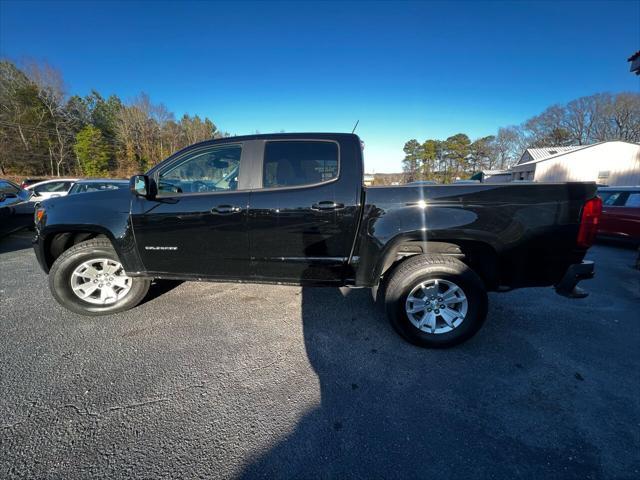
130,174,154,198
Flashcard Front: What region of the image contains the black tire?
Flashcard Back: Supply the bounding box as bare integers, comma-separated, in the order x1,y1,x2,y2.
49,238,151,316
383,254,488,348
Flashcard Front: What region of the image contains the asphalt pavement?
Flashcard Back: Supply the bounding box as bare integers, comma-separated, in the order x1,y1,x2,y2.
1,232,639,479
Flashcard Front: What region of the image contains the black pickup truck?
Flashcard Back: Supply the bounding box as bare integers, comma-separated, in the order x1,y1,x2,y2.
33,133,601,347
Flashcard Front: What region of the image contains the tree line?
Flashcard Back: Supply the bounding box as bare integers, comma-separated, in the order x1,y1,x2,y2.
402,92,640,183
2,59,639,182
0,59,226,178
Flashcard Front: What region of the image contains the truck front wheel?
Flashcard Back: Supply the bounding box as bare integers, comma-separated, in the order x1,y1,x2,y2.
383,255,488,348
49,238,151,316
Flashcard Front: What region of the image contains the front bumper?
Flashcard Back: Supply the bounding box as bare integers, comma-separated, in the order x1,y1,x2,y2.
32,234,49,273
555,260,595,298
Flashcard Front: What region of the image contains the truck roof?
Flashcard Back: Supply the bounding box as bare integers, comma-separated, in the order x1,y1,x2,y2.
188,132,359,146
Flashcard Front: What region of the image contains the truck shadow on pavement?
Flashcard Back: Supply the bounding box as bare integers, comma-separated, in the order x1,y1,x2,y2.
240,285,606,479
141,279,184,305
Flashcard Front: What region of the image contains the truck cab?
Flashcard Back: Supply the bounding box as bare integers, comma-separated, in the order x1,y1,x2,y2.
130,133,363,283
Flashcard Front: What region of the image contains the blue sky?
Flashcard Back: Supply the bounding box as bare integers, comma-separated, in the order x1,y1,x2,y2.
1,0,638,172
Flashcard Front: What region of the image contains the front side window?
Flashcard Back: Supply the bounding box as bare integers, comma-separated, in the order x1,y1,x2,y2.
158,144,242,195
263,141,338,189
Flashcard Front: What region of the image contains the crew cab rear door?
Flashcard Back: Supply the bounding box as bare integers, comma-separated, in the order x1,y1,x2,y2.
247,137,362,284
131,142,251,279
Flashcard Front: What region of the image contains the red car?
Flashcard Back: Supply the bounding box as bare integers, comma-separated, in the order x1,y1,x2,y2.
598,187,640,244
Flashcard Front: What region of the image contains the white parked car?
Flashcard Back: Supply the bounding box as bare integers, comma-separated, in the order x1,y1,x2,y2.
26,178,78,201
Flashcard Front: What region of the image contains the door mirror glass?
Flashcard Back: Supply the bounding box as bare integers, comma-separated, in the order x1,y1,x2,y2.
131,175,150,197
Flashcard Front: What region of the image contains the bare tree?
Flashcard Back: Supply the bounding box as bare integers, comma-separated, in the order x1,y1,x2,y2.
562,95,605,144
492,126,524,168
523,105,572,147
0,61,55,174
24,61,78,175
610,93,640,142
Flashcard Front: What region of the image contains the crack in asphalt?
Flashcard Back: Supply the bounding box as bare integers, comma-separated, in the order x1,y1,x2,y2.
63,381,208,418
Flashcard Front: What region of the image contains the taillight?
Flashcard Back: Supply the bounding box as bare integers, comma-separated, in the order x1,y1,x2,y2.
576,197,602,249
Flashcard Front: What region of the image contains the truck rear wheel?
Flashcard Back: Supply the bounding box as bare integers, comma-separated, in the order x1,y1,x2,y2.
49,238,151,316
383,254,488,348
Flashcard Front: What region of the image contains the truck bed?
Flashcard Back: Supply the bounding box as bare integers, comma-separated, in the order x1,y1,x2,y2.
353,182,597,290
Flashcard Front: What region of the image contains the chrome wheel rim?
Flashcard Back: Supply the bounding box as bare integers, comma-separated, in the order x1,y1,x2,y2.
70,258,132,305
405,279,468,334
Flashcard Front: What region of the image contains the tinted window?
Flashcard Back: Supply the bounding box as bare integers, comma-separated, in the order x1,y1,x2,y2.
70,182,126,194
625,193,640,208
600,191,626,206
158,144,242,194
263,141,338,188
0,181,19,194
34,181,72,193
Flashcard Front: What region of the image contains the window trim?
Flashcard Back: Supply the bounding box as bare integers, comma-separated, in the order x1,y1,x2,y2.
256,139,341,192
154,142,247,198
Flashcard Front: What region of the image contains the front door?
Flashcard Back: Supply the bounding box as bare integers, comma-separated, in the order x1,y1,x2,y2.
132,142,251,279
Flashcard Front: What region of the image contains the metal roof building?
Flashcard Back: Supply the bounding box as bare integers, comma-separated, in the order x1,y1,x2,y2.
477,169,512,183
516,146,586,164
510,141,640,186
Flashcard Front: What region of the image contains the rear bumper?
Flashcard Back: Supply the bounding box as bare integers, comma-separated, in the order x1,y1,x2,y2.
555,260,594,298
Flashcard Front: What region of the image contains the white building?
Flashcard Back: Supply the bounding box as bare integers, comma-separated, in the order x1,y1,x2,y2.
510,141,640,186
481,169,512,183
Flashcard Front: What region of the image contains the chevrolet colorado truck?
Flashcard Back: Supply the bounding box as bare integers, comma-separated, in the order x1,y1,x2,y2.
32,133,601,347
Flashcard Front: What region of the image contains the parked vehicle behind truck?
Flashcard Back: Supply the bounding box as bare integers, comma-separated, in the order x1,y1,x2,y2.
32,133,601,347
1,179,34,236
597,186,640,245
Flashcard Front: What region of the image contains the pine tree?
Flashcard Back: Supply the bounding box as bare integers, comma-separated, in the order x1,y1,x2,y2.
74,125,110,176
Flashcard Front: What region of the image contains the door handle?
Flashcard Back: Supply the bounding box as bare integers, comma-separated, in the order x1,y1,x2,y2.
311,201,344,211
211,204,241,214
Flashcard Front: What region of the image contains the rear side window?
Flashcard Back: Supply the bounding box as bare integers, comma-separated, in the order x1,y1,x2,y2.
263,141,338,189
625,193,640,208
600,191,627,206
72,182,125,194
35,181,71,193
